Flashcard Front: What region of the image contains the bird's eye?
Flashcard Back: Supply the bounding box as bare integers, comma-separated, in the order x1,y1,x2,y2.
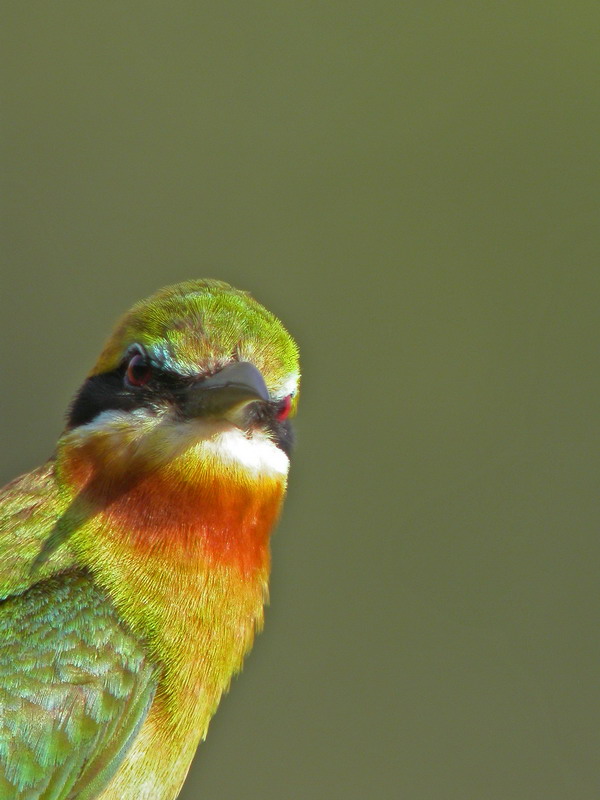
125,353,152,387
276,395,292,421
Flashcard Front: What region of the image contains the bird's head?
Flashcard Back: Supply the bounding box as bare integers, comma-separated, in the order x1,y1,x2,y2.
57,279,299,490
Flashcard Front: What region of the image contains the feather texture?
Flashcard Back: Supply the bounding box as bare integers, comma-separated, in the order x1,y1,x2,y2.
0,280,299,799
0,570,156,799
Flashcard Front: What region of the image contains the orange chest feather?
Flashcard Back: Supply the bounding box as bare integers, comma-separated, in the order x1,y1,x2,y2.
105,471,283,576
62,446,285,575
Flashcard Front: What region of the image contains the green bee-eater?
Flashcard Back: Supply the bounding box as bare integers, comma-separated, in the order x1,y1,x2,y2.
0,280,299,799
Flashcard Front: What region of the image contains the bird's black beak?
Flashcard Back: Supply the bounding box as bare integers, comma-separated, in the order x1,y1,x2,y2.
182,361,270,420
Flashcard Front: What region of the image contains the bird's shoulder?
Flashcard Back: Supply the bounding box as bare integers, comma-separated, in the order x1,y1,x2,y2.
0,460,75,601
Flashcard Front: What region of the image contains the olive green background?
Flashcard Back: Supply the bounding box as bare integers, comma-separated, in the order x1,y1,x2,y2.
2,3,599,799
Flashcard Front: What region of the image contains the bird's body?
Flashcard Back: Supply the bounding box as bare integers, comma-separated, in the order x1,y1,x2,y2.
0,280,299,799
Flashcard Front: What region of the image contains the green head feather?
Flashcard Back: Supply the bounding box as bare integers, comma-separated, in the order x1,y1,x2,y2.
92,279,300,403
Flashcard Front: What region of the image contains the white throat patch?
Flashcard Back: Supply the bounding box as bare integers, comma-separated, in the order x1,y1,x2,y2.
197,427,289,478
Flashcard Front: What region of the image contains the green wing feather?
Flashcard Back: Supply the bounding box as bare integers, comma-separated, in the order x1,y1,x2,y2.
0,463,158,799
0,462,75,601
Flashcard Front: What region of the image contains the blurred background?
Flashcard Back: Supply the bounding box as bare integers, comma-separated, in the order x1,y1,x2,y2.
2,3,600,798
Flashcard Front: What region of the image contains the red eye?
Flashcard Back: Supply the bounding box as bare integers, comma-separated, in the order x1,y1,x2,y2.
126,353,152,387
276,395,292,421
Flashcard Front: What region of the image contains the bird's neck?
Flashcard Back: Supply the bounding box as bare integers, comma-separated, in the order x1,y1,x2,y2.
56,431,287,741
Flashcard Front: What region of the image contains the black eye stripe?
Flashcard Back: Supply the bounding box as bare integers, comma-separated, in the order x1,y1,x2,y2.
66,369,295,455
244,404,295,455
67,366,189,429
270,418,295,456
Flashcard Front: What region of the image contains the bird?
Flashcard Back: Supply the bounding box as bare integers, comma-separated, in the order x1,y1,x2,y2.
0,279,300,800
